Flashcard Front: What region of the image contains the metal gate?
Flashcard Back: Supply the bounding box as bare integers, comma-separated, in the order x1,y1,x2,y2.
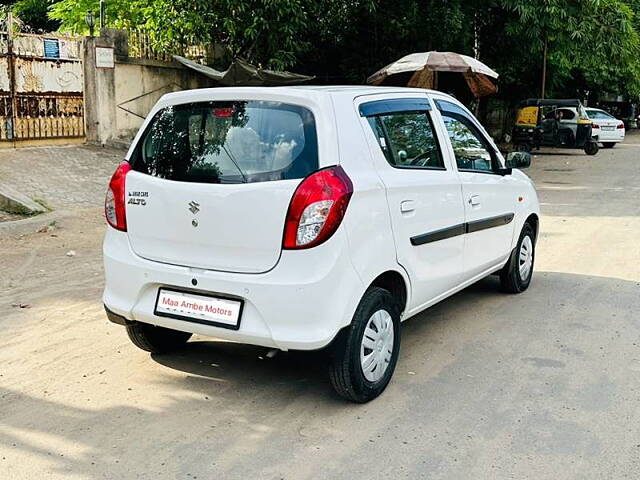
0,32,84,142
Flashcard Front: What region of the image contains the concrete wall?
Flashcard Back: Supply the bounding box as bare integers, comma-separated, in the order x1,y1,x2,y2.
83,36,117,145
83,30,212,146
114,59,210,142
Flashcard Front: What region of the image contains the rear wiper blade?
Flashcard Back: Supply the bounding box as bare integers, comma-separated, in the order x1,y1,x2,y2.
221,145,248,183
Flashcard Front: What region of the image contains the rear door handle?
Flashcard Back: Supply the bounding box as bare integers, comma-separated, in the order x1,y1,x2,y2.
469,195,481,206
400,200,416,213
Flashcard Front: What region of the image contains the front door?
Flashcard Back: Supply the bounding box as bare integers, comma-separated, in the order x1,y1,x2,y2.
435,99,517,278
358,97,466,312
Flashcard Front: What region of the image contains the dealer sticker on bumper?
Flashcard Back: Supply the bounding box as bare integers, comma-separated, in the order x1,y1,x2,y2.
155,288,242,329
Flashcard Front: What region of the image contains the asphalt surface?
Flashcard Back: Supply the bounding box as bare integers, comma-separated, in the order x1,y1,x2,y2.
1,136,639,479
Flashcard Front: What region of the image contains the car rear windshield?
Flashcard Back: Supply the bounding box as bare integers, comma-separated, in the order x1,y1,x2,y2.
130,101,318,184
587,109,614,120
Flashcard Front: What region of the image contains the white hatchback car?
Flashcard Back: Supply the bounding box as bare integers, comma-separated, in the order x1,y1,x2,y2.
103,86,540,402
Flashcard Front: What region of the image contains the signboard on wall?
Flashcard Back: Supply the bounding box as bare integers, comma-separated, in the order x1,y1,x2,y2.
43,38,60,58
96,47,115,68
59,39,71,59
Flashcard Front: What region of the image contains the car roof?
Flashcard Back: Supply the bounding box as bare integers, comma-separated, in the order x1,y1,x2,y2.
158,85,442,106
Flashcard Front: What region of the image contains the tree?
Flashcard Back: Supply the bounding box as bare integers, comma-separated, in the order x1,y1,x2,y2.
49,0,146,34
47,0,640,100
50,0,362,70
497,0,640,98
13,0,60,32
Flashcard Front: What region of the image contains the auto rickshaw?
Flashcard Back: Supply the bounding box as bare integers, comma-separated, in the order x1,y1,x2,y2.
512,99,599,155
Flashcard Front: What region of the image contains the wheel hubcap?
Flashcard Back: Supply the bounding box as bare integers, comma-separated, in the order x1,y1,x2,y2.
519,235,534,280
360,309,394,382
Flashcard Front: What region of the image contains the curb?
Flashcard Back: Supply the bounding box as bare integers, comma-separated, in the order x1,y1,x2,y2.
0,209,75,238
0,182,47,215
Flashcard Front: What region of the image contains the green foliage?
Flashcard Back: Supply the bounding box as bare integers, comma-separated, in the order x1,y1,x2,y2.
46,0,640,99
12,0,60,32
49,0,146,34
498,0,640,97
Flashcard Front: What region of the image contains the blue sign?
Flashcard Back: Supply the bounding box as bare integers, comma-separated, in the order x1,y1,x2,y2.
43,38,60,59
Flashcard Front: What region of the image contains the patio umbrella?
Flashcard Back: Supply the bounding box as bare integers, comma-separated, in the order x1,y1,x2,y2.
367,51,499,97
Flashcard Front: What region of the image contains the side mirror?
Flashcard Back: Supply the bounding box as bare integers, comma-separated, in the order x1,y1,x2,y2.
506,151,532,169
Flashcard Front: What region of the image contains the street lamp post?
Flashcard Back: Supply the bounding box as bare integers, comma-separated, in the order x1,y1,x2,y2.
85,11,96,37
99,1,106,30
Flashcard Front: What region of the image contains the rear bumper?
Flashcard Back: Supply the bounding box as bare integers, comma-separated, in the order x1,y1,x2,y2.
594,130,625,142
103,228,364,351
104,305,132,325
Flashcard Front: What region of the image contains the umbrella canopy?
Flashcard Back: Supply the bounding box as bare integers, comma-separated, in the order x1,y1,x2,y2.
173,55,314,86
367,51,499,97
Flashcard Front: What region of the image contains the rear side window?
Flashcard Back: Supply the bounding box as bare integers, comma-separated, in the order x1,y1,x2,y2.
588,109,614,120
130,101,318,184
365,112,444,169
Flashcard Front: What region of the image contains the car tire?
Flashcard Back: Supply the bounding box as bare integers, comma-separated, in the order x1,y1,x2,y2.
329,287,401,403
125,322,192,353
500,222,536,294
584,141,599,155
603,142,616,149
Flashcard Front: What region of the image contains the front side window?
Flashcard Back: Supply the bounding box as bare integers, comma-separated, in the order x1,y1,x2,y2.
441,113,495,173
366,111,444,169
130,101,318,184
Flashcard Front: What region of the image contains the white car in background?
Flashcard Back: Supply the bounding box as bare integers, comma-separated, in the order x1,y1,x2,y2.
585,107,625,148
103,86,540,402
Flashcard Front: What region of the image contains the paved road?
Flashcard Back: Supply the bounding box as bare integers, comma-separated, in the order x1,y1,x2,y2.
0,145,121,211
0,136,639,479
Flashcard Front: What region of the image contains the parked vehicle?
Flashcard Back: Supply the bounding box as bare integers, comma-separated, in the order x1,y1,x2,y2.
103,86,540,402
512,98,599,155
585,107,626,148
596,99,637,130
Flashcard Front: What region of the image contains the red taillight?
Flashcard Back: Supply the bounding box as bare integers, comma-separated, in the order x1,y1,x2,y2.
105,161,132,231
283,166,353,249
592,123,600,129
617,123,625,129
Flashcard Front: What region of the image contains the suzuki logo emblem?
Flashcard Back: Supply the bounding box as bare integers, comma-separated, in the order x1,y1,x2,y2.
188,201,200,215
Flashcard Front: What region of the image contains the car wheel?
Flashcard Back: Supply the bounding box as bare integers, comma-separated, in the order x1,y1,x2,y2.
516,142,532,153
500,222,535,294
584,141,599,155
126,322,192,353
329,287,401,403
602,142,616,149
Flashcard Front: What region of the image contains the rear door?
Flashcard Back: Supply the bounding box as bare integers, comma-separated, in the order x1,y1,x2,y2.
434,99,517,278
359,96,466,310
557,108,578,143
125,100,319,274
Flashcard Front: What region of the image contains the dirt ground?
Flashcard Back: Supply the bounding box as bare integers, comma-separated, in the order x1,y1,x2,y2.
1,136,639,479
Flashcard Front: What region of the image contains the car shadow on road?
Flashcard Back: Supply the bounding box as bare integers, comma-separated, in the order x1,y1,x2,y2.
146,277,503,404
145,276,492,394
151,339,336,402
148,277,505,399
146,268,631,402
